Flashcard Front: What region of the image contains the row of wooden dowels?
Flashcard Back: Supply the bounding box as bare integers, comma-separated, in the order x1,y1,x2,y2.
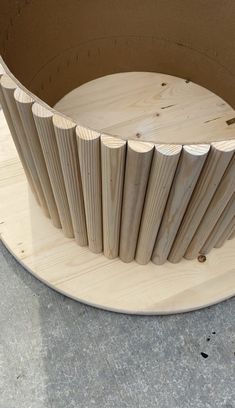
0,69,234,265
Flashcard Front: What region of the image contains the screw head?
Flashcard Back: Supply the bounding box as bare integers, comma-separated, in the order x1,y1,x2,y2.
198,254,206,263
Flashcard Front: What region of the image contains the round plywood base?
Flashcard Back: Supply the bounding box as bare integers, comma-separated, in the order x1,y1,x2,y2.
0,112,234,314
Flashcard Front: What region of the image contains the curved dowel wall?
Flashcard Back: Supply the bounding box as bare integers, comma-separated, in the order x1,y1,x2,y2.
32,103,74,238
119,141,154,263
185,155,235,260
53,115,88,246
0,71,40,206
200,194,235,255
0,0,234,269
101,136,126,259
135,145,182,264
151,145,210,265
77,126,103,254
169,142,235,262
0,66,234,266
216,217,235,248
14,88,61,228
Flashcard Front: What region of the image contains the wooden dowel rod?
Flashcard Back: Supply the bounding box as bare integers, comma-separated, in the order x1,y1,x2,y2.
228,228,235,240
14,88,61,229
76,126,103,253
200,193,235,254
119,140,154,263
101,135,126,259
168,141,235,263
53,114,88,246
135,144,182,265
185,154,235,259
0,64,5,77
214,217,235,248
152,144,210,265
32,103,74,238
0,72,40,205
0,75,48,214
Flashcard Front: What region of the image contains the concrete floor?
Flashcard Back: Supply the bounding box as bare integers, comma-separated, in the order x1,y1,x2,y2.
0,241,234,408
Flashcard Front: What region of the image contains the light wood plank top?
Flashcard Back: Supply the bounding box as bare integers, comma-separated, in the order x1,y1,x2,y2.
55,72,235,145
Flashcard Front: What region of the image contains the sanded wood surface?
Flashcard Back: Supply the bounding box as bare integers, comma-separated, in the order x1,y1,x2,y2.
169,141,235,263
53,115,87,246
32,103,74,238
135,144,182,264
119,140,154,263
0,111,234,314
1,75,47,213
215,217,235,249
14,88,61,228
185,154,235,259
200,194,235,254
0,72,40,205
1,71,234,268
101,135,126,259
77,126,103,253
54,72,235,145
151,145,209,265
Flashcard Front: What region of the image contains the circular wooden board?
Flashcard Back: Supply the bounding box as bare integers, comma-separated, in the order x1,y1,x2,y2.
54,72,235,145
0,110,234,314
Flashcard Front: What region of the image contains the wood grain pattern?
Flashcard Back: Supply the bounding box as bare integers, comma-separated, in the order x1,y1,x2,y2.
0,75,48,215
200,194,235,254
76,126,103,253
32,103,74,238
2,69,235,266
215,217,235,248
54,72,235,145
135,144,182,265
152,144,210,265
0,117,234,314
0,71,40,205
229,228,235,240
185,154,235,259
119,140,154,262
101,135,126,259
169,141,235,263
53,114,88,246
14,88,61,228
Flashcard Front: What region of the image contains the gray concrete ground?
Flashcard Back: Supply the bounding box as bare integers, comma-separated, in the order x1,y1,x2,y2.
0,241,234,408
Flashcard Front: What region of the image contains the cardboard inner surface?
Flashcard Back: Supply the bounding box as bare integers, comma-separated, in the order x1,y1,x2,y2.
1,0,235,142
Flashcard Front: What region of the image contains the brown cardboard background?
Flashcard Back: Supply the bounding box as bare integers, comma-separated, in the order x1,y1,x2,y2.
1,0,235,107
